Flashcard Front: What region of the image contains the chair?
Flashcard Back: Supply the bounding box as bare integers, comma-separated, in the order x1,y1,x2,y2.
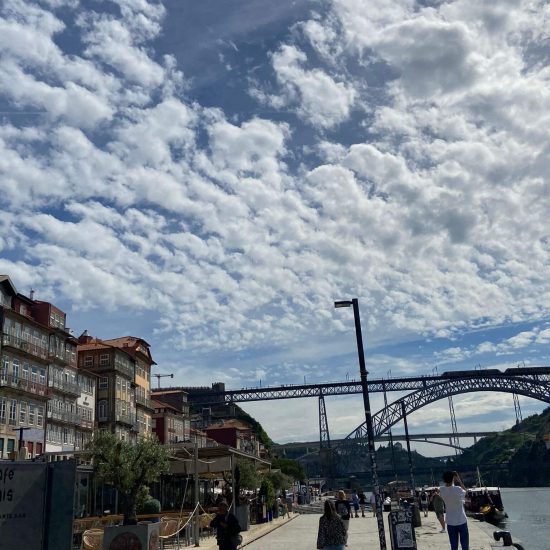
82,528,104,550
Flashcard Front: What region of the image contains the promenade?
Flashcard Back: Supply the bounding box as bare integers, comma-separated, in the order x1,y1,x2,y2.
199,511,499,550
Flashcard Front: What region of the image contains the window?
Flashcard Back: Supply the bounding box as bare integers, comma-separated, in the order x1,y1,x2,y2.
0,397,6,422
84,355,93,367
7,439,15,454
39,369,46,385
29,405,35,425
37,406,44,427
9,400,17,425
98,400,107,420
22,362,29,380
12,358,19,381
0,438,3,458
1,356,8,380
99,354,110,366
19,402,26,424
31,367,38,383
99,377,108,389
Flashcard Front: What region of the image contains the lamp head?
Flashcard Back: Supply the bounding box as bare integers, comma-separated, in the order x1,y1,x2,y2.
334,300,353,308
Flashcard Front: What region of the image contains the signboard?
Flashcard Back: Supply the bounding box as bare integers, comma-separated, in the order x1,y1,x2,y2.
389,509,417,550
0,462,47,550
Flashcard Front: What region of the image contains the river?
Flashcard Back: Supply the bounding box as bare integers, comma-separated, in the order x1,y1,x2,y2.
499,487,550,550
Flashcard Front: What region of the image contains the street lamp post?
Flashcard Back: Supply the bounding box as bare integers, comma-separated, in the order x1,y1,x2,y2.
335,298,387,550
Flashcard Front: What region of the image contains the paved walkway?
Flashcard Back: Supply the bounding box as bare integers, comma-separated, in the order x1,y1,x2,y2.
237,513,497,550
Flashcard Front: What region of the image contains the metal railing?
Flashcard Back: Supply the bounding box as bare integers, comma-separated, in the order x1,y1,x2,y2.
0,374,48,397
2,333,48,360
135,394,153,409
116,413,138,430
47,408,81,425
48,377,80,396
114,362,135,380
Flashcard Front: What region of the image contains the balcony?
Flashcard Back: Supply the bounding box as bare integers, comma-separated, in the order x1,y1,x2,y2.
48,350,77,368
114,362,135,380
116,413,138,430
47,408,80,425
2,333,48,361
135,394,153,409
0,375,48,398
48,378,80,397
79,417,94,430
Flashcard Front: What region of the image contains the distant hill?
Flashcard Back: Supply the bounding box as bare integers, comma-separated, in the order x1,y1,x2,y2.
454,406,550,487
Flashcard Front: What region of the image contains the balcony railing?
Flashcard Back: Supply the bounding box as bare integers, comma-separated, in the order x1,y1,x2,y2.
116,413,138,430
48,350,77,368
0,375,47,397
114,362,135,380
47,409,81,425
135,394,153,409
48,378,80,396
2,334,48,360
79,417,94,430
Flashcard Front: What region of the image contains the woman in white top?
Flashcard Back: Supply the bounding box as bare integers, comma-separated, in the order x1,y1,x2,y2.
439,471,469,550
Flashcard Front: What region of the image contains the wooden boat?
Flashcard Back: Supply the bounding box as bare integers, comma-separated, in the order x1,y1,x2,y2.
464,486,507,524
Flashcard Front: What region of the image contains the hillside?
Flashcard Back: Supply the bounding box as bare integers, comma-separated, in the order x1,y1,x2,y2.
454,406,550,486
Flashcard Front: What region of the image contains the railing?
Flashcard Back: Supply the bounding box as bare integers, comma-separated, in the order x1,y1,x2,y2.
79,417,94,430
135,394,153,409
116,413,138,429
2,333,48,360
114,362,135,380
47,409,81,425
0,374,48,397
48,350,77,367
48,378,80,396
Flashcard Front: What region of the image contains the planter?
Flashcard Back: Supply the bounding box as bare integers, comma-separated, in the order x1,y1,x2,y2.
235,504,250,531
103,523,160,550
267,510,273,522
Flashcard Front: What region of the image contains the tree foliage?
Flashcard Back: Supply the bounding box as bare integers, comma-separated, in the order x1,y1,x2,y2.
86,431,170,524
236,459,260,492
259,478,275,508
263,469,293,491
271,458,305,481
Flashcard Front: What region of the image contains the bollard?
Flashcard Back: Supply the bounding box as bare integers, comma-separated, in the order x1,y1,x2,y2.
493,531,526,550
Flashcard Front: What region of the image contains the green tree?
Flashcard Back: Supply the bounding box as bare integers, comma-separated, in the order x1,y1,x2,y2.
235,459,260,496
86,431,170,525
259,478,275,508
271,458,305,481
263,470,292,492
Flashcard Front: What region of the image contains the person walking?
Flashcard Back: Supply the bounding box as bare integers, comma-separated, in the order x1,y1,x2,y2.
420,488,429,517
369,491,376,517
335,490,351,544
317,499,347,550
351,490,360,518
431,488,446,532
440,471,469,550
358,490,366,517
210,500,242,550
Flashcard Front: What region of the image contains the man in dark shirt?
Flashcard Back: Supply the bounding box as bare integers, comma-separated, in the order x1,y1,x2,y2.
335,490,351,544
210,500,242,550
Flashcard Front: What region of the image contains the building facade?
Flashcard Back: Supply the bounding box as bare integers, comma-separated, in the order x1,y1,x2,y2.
77,334,154,441
0,276,96,458
151,388,191,444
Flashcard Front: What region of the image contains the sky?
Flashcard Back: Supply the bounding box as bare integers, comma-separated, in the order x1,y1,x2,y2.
0,0,549,455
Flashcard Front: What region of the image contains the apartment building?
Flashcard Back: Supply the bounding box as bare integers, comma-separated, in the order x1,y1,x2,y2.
0,277,48,458
151,388,191,444
77,334,154,441
0,275,96,458
103,337,155,439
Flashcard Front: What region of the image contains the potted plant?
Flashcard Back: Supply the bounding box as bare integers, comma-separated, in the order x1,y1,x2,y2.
86,431,170,549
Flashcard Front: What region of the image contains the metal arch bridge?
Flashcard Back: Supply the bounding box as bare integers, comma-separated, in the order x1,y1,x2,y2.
332,371,550,474
188,367,550,404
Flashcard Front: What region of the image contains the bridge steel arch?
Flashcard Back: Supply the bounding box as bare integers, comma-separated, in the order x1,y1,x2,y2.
333,373,550,474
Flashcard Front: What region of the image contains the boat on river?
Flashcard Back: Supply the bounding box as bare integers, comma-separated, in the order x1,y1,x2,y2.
464,486,507,524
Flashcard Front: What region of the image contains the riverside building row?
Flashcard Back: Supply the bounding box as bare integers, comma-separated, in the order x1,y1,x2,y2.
0,275,156,459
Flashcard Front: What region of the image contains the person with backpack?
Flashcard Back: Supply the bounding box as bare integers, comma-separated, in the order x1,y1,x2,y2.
210,500,242,550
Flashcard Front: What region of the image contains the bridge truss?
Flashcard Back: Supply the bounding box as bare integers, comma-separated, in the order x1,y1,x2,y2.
333,371,550,475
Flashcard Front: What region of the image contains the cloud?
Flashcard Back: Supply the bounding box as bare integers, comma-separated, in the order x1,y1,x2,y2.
261,44,357,128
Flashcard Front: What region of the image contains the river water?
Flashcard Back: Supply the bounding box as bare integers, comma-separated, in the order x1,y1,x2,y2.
499,487,550,550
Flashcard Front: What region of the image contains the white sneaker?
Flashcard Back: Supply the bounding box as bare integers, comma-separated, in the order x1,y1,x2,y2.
440,529,446,533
